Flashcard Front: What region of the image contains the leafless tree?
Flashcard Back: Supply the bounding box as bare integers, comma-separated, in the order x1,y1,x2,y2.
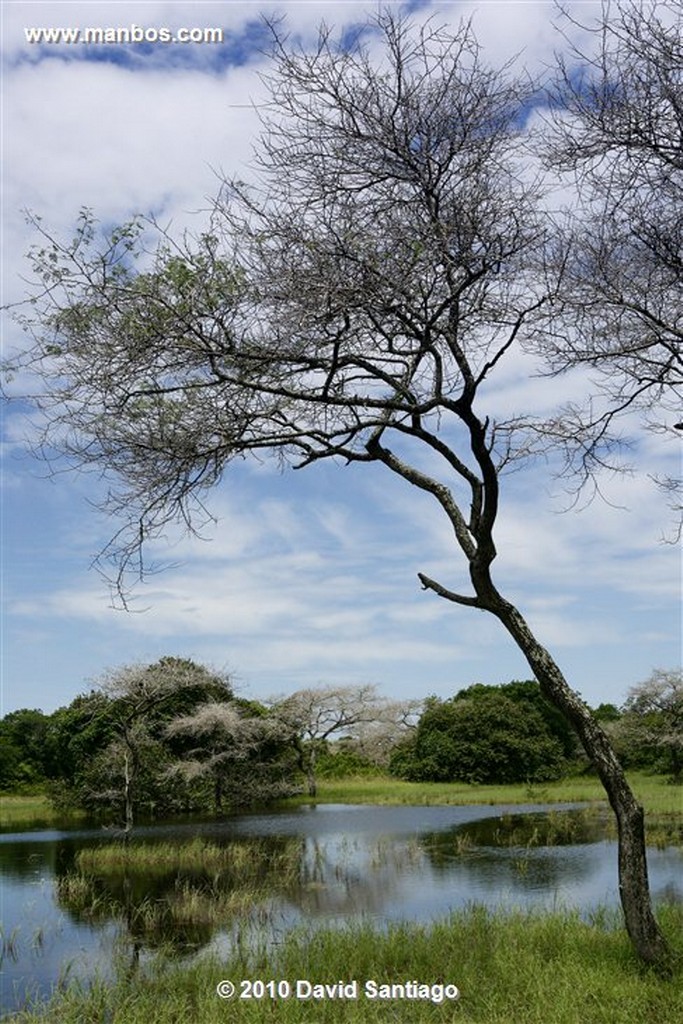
96,658,231,836
618,668,683,782
538,0,682,513
165,702,295,811
271,684,383,796
4,10,673,968
347,698,423,768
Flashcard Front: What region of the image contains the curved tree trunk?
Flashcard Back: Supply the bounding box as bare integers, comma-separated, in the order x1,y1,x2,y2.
494,598,672,972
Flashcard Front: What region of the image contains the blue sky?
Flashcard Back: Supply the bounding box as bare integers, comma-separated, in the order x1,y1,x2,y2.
2,1,681,716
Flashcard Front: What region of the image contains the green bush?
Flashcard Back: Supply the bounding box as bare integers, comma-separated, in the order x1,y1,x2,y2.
390,684,571,784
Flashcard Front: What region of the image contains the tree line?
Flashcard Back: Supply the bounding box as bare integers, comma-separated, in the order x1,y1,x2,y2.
2,660,680,818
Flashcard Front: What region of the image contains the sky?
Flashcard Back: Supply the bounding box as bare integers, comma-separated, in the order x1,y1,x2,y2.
1,1,681,717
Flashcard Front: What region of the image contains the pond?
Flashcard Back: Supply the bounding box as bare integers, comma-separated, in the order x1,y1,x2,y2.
1,802,681,1017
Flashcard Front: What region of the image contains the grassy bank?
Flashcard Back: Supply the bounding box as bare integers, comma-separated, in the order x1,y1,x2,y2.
0,793,77,830
281,774,680,851
3,774,680,840
286,773,682,844
10,905,683,1023
291,772,681,812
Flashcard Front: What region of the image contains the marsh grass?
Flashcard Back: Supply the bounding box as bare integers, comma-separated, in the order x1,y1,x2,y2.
0,924,20,965
75,837,299,882
57,837,302,942
0,794,84,830
8,905,683,1023
55,873,107,919
476,807,609,851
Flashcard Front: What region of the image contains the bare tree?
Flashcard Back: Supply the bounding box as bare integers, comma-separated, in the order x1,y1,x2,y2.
165,701,295,811
538,0,682,511
95,658,231,836
347,698,423,769
4,11,673,968
618,669,683,783
272,684,383,796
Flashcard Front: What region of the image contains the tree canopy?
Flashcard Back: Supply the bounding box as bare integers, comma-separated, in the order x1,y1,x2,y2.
539,0,682,520
390,681,575,785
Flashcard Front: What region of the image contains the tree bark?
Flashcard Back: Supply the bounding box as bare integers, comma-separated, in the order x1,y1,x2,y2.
123,748,134,845
214,775,224,815
494,597,672,972
307,745,318,798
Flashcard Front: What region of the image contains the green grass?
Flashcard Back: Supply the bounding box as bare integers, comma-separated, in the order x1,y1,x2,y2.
285,773,682,841
0,793,84,829
8,905,683,1023
75,837,298,878
288,772,681,810
0,794,53,827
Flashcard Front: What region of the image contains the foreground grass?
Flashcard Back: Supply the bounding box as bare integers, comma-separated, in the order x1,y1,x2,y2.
10,906,683,1023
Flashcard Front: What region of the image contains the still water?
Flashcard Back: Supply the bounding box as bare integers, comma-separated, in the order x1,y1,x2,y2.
1,803,681,1016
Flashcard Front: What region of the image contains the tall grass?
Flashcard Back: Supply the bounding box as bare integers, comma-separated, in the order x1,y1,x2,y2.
57,837,303,941
8,905,683,1023
0,794,83,829
75,837,299,880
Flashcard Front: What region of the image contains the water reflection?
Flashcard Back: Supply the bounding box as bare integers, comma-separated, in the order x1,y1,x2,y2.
54,836,303,954
1,803,681,1017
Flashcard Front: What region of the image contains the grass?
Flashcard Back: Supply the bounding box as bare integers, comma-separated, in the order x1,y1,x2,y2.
288,771,680,810
0,793,84,829
75,837,299,879
284,773,682,847
0,794,54,828
8,905,683,1023
56,838,303,940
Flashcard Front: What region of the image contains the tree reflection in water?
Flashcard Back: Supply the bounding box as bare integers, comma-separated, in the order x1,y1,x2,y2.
56,836,303,961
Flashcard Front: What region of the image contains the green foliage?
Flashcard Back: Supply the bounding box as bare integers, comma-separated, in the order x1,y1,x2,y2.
456,681,579,759
315,742,380,780
47,691,120,790
0,657,298,822
0,709,52,789
593,703,622,723
74,733,193,820
390,681,572,785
